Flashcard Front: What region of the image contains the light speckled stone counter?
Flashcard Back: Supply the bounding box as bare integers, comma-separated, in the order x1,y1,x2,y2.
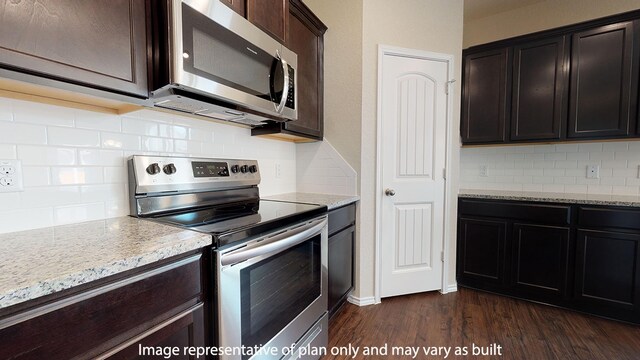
0,217,211,309
459,189,640,207
264,192,359,210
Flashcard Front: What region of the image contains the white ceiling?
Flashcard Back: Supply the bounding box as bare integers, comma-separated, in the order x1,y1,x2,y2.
464,0,547,22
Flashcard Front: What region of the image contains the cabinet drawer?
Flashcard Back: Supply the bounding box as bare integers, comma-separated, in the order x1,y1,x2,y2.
578,206,640,231
459,199,571,225
328,204,356,236
0,254,203,360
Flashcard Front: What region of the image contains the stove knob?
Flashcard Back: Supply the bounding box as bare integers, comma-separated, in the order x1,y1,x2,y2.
240,165,249,173
146,163,161,175
163,163,177,175
230,165,239,173
248,165,257,173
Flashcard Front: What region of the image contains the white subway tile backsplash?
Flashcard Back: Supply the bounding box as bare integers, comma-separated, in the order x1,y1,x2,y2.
0,122,47,144
0,207,54,233
600,177,626,186
543,184,565,192
579,143,603,152
142,137,174,152
174,139,202,154
51,167,104,185
22,167,51,187
603,142,629,152
544,152,566,160
555,144,579,152
48,127,101,147
13,101,75,127
18,145,76,165
20,186,81,208
103,166,127,184
589,152,615,161
0,192,21,208
78,149,125,166
101,132,141,150
74,110,121,132
461,140,640,196
566,152,590,160
54,202,105,226
0,144,16,158
0,97,297,234
0,98,13,122
122,117,160,136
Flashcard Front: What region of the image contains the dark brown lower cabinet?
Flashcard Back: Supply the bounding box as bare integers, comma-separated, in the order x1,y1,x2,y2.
511,223,570,299
328,203,356,317
0,252,208,359
457,218,507,288
457,198,640,324
574,230,640,319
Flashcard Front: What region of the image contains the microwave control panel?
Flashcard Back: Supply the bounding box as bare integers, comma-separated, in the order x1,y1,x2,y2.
286,65,295,109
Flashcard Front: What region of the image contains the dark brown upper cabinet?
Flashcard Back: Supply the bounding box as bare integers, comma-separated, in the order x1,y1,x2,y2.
0,0,148,98
511,36,569,141
252,0,327,141
568,22,638,139
461,48,510,144
247,0,289,44
220,0,246,16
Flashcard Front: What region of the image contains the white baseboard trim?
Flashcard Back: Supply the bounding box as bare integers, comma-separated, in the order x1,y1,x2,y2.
446,284,458,293
347,295,376,306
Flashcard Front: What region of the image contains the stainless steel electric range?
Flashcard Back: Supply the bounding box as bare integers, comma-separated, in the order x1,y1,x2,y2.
128,155,328,360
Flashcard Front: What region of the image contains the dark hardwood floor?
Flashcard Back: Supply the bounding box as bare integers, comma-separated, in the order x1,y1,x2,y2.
326,288,640,359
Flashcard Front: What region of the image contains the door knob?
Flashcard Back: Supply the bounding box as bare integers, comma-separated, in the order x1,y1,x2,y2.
385,188,396,196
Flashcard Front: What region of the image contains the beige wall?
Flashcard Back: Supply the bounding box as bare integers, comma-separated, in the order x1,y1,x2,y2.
304,0,363,173
464,0,640,47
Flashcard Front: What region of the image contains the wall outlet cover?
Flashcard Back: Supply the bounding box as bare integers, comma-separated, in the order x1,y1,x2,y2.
479,165,489,177
586,164,600,179
0,159,23,193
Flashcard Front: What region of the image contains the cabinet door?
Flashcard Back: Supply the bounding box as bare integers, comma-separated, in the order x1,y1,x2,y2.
247,0,289,44
282,1,326,139
0,0,148,97
457,217,507,286
568,22,637,138
574,230,640,320
512,224,570,299
101,304,205,359
220,0,246,16
511,36,568,141
328,226,354,317
462,48,510,144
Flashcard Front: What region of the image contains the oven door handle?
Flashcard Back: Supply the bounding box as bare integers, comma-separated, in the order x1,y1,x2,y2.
220,217,327,267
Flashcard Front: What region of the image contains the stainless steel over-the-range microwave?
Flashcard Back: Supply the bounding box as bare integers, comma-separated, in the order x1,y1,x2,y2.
150,0,297,126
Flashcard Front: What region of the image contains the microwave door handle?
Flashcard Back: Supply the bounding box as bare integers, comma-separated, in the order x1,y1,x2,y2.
274,51,290,114
220,218,326,267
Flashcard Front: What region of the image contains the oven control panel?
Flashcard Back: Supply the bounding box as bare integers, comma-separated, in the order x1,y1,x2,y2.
129,156,260,194
192,161,230,177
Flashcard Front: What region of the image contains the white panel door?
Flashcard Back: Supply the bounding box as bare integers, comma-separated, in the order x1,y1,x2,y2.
380,53,448,297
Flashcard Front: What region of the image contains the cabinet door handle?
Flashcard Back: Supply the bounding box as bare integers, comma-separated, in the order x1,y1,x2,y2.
385,188,396,196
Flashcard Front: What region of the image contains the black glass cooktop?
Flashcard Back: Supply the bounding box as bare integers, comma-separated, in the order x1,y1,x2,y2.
150,200,327,248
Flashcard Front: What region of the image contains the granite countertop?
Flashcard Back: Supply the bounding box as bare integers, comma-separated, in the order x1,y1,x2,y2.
264,192,360,210
0,217,211,310
459,189,640,207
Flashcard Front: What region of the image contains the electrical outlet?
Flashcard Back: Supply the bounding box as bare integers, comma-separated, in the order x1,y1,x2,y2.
586,164,600,179
275,163,282,179
479,165,489,177
0,160,23,193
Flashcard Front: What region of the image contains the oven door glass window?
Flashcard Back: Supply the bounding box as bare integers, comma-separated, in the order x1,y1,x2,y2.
240,234,321,356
